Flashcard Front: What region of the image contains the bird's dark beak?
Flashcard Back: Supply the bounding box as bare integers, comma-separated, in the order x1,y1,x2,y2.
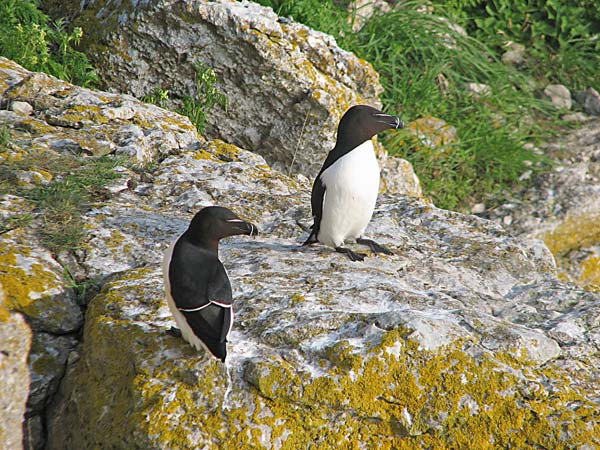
227,219,259,236
374,113,404,129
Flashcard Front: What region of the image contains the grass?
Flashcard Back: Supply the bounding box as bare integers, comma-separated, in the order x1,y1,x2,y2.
256,0,588,210
0,0,98,87
0,146,124,255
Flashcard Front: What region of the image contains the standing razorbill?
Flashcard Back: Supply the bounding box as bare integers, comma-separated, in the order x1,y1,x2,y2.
303,105,403,261
163,206,258,362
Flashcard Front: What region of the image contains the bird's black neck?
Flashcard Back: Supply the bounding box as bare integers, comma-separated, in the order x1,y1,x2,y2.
184,233,219,256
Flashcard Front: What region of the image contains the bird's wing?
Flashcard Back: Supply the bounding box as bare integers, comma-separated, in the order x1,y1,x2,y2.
168,253,233,359
304,173,325,245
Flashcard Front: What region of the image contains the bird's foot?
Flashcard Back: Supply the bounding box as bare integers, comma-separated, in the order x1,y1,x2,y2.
335,246,367,262
356,238,393,255
166,326,182,338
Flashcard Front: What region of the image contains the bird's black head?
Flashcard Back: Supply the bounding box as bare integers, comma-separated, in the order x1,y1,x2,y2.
186,206,258,251
335,105,403,149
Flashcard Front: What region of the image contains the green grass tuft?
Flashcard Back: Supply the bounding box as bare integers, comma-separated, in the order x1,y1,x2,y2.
0,151,124,255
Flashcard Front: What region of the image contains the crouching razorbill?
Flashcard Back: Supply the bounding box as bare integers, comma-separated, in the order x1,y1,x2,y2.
303,105,404,261
163,206,258,362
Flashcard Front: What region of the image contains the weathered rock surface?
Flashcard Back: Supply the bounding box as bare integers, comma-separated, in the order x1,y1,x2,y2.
0,302,32,450
543,83,572,110
486,119,600,290
576,87,600,116
43,0,385,176
2,59,600,448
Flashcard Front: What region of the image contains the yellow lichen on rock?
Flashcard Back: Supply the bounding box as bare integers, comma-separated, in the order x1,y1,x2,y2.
543,211,600,257
542,211,600,290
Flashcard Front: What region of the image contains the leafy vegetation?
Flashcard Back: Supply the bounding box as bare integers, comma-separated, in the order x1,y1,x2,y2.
143,60,228,134
257,0,595,210
434,0,600,91
0,0,98,86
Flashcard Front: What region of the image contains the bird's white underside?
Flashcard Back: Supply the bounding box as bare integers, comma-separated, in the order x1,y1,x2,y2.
162,238,232,354
317,140,380,247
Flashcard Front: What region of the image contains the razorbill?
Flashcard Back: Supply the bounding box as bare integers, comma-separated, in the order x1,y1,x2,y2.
303,105,403,261
163,206,258,362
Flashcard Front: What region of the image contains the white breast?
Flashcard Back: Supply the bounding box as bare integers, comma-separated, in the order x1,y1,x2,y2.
317,140,380,248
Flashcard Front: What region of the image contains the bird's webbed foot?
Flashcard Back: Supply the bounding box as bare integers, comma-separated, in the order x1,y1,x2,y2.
335,246,367,262
356,238,393,255
166,326,182,338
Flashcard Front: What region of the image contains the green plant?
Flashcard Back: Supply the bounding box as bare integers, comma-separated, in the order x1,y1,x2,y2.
141,88,170,108
142,60,227,134
178,60,228,134
0,0,98,87
432,0,600,91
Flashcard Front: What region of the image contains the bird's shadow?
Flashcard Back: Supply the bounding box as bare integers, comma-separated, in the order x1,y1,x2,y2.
225,238,310,254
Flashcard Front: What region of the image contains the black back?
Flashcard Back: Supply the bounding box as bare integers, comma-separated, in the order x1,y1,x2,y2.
167,206,257,361
304,105,402,244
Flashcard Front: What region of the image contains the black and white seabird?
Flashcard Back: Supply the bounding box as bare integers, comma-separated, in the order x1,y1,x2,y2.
162,206,258,362
303,105,403,261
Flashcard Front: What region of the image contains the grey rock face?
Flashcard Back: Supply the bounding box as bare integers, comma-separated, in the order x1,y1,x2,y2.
576,87,600,116
44,0,384,177
0,306,32,450
485,119,600,287
2,59,599,448
543,84,572,110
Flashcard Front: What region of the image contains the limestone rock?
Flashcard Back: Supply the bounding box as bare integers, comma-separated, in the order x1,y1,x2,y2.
575,87,600,116
486,118,600,290
501,42,526,66
47,141,600,447
2,58,599,448
543,84,572,110
0,57,199,164
465,82,491,98
404,115,458,155
0,298,32,450
0,204,82,335
379,154,422,196
348,0,391,32
43,0,384,176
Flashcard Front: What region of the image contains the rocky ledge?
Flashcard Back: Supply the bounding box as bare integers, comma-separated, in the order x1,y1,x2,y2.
1,56,600,449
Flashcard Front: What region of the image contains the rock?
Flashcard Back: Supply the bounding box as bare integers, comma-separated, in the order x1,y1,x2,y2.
465,82,491,98
348,0,391,32
562,112,592,123
485,118,600,290
575,87,600,116
43,0,384,177
0,206,83,335
543,84,572,110
501,42,526,66
23,415,45,450
0,298,32,450
471,203,486,214
403,116,458,157
10,100,33,115
28,333,77,414
2,58,600,448
378,153,422,196
0,57,199,164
